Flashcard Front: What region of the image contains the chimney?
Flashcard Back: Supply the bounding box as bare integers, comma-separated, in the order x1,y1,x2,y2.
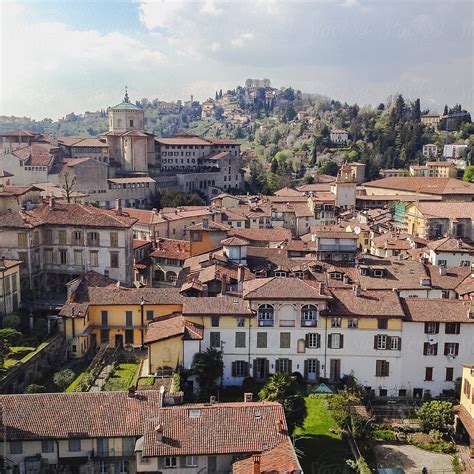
439,266,447,276
244,392,253,403
276,419,285,433
154,424,164,442
202,218,209,229
237,265,245,292
214,211,222,224
209,396,217,404
253,455,261,474
115,198,122,215
202,283,208,296
128,386,136,398
221,274,228,295
48,194,54,209
353,284,361,297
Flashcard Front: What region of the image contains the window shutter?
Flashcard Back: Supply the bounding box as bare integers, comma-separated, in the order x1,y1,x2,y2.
305,334,309,348
244,362,250,377
455,344,459,356
375,361,380,377
444,344,448,356
340,334,344,348
456,323,460,335
435,322,440,334
316,360,320,379
424,322,429,333
316,333,321,348
304,360,308,380
275,359,280,373
252,359,257,379
423,343,428,356
265,359,270,377
374,335,378,349
385,361,390,376
328,334,332,349
180,457,187,468
231,361,237,377
288,359,293,374
398,337,402,350
158,458,164,468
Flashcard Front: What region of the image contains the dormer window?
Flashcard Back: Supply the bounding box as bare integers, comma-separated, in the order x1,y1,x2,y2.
330,272,342,280
373,269,384,278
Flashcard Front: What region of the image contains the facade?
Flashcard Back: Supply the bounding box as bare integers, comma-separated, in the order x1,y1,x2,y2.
422,144,438,158
443,144,468,159
310,226,359,261
421,114,441,127
0,258,22,316
456,365,474,456
0,200,136,296
425,237,474,267
330,129,349,145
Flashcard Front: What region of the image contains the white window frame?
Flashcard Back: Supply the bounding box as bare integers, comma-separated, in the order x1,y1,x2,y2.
331,318,341,328
307,333,318,348
186,456,198,467
331,333,342,349
165,456,177,468
390,337,399,350
377,334,387,350
348,318,358,329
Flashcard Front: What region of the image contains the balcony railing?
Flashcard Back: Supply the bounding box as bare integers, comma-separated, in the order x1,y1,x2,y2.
301,319,317,327
258,319,274,327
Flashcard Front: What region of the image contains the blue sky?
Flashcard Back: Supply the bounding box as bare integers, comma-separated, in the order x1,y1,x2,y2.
1,0,472,119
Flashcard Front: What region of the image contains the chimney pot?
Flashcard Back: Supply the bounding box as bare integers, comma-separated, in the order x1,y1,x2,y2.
244,392,253,403
115,198,122,215
202,218,209,229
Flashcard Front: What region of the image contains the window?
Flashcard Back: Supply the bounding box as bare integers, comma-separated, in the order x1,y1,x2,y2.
235,332,246,348
90,250,99,267
59,249,67,265
126,311,133,326
68,439,81,452
425,322,439,334
18,232,27,248
110,252,119,268
306,333,320,349
110,232,119,247
275,271,286,277
88,231,100,246
211,316,219,327
445,367,454,381
378,318,388,330
210,332,220,348
166,271,177,283
164,457,177,468
232,360,248,377
191,231,202,242
10,441,23,454
444,342,459,356
119,461,129,473
348,318,358,329
423,342,438,356
438,259,447,266
146,310,154,321
328,333,343,349
258,304,274,326
74,250,83,266
186,456,198,467
125,330,133,344
44,249,53,264
73,230,83,244
425,367,433,381
441,290,450,299
375,360,390,377
375,334,387,350
236,317,245,327
41,440,54,453
280,332,291,349
43,229,53,244
398,389,407,397
301,305,318,326
101,310,108,326
331,318,341,328
100,330,110,343
390,337,400,351
445,322,460,335
257,332,267,348
276,358,291,374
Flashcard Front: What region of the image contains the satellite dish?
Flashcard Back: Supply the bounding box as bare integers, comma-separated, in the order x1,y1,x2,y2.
354,226,361,235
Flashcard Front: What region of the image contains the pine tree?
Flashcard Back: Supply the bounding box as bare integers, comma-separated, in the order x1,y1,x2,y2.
414,98,421,120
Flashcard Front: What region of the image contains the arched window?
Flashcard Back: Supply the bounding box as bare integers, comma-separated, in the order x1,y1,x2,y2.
166,271,177,283
301,305,318,327
297,338,306,353
258,304,274,327
117,118,122,127
154,270,164,282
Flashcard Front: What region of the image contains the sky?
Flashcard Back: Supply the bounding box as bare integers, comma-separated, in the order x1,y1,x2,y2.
0,0,472,120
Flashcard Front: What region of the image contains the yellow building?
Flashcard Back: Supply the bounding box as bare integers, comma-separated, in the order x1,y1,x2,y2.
457,364,474,457
60,272,183,358
0,258,22,316
185,219,230,256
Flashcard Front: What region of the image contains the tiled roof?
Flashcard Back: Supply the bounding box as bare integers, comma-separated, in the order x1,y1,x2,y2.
150,238,190,260
209,138,238,145
69,138,109,148
186,221,231,232
133,239,150,250
156,136,211,146
189,263,254,285
414,202,474,221
326,288,404,317
141,401,289,457
109,177,156,184
0,129,40,137
0,391,162,440
145,313,203,344
455,405,474,439
0,203,137,229
363,177,474,195
401,298,474,322
427,237,474,253
455,273,474,296
229,227,292,242
426,265,471,290
221,237,249,246
243,277,329,300
182,296,253,316
274,187,305,197
0,185,40,197
0,259,22,270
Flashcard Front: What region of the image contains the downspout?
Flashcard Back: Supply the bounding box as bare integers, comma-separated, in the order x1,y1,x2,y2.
323,315,328,379
140,297,144,348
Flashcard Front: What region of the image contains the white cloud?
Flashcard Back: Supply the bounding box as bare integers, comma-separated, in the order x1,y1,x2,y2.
231,32,255,48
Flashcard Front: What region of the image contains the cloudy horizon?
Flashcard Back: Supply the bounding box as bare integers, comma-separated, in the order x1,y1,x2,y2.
0,0,472,120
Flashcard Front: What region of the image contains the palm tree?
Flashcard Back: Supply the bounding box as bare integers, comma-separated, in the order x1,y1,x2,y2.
191,348,223,396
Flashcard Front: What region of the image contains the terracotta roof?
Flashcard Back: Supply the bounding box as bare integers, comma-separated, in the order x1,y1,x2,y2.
414,202,474,221
243,277,329,300
0,129,40,138
0,259,22,270
426,265,471,290
144,313,203,344
189,263,254,285
455,273,474,296
0,185,41,197
141,401,289,457
455,405,474,440
204,151,232,161
109,177,156,184
232,437,301,473
229,227,292,243
156,136,211,146
182,296,253,316
133,239,150,250
427,237,474,253
209,138,239,145
68,137,109,148
221,237,249,246
372,233,413,251
274,187,305,197
425,161,454,167
401,298,474,322
326,288,404,317
122,208,163,225
186,221,231,232
150,238,190,260
0,391,162,440
364,177,474,195
0,203,137,229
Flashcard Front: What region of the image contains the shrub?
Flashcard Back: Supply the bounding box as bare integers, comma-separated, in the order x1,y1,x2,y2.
374,428,396,441
171,373,181,393
3,314,21,329
24,384,46,393
417,400,455,433
452,454,463,474
53,369,76,390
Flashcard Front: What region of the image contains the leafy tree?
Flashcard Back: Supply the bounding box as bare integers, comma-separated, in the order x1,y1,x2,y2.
34,318,48,339
53,369,76,390
3,314,21,329
417,400,455,433
24,384,47,394
463,165,474,183
191,348,223,396
413,98,421,121
0,328,21,367
270,159,278,173
303,175,315,184
159,190,205,208
259,373,307,432
318,159,339,176
443,105,449,116
327,390,361,429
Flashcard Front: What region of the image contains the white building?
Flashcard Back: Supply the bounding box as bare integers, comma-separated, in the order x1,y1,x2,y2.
443,144,468,159
330,129,349,145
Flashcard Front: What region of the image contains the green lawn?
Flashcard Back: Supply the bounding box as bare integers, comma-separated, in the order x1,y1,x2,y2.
102,363,140,391
65,361,92,393
294,396,352,473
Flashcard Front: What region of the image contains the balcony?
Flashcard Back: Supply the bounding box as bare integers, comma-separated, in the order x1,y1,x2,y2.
258,319,274,327
301,319,317,327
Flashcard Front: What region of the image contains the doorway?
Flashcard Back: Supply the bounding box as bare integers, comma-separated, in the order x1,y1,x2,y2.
115,334,123,347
